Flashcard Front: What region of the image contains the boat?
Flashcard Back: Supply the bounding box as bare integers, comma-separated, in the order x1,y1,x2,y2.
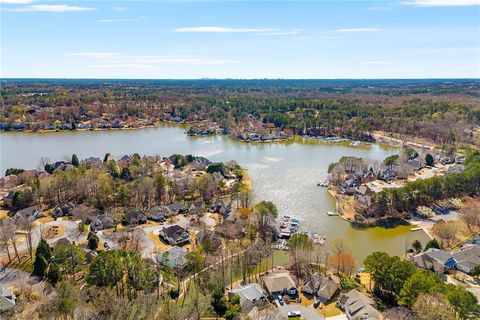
313,235,326,245
317,181,329,187
410,227,422,231
326,210,338,216
350,141,361,147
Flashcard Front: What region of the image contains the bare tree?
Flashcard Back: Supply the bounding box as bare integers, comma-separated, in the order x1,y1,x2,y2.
18,217,36,258
459,201,480,231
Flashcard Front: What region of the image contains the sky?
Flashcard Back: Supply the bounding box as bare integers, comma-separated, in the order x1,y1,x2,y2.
1,0,479,79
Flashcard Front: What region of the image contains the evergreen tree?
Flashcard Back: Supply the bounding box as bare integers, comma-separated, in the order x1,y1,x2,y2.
425,153,434,166
87,232,99,250
32,255,48,278
71,154,79,167
48,262,61,285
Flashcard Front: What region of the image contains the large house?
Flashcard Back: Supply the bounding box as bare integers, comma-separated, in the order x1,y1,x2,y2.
228,284,267,312
90,213,117,231
122,210,148,226
263,272,297,299
156,246,189,269
302,273,339,304
412,248,457,274
159,225,190,246
338,289,382,320
0,286,16,312
13,205,43,221
452,244,480,274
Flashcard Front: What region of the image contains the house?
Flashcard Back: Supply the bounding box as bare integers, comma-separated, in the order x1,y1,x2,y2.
377,169,395,182
452,244,480,274
356,185,373,197
13,205,43,221
338,289,382,320
189,199,206,215
2,191,16,208
146,206,168,222
302,273,339,303
412,248,457,274
406,159,423,171
189,157,212,170
167,202,188,216
81,157,102,167
447,164,464,174
0,286,16,312
156,246,188,269
55,238,72,247
263,272,297,299
228,284,267,312
209,200,233,218
90,213,117,231
216,217,247,240
53,202,75,218
196,230,222,249
122,210,148,225
159,225,190,246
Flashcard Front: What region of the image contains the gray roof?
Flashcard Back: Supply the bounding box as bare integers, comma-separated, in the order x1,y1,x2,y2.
156,246,188,268
0,286,16,311
341,289,381,320
453,244,480,272
230,284,266,305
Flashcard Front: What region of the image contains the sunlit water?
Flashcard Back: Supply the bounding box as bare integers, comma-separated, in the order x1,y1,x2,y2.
1,124,429,264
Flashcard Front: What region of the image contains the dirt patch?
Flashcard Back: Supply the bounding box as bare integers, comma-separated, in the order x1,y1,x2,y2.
42,225,65,239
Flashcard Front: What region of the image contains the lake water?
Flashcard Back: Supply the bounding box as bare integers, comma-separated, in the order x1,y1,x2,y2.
0,124,430,264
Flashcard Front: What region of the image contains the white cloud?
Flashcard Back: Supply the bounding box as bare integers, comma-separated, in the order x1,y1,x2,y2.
9,4,95,12
0,0,34,4
361,61,398,65
67,52,240,65
91,64,155,69
402,0,480,6
97,16,149,23
335,28,380,33
174,26,274,33
257,31,299,36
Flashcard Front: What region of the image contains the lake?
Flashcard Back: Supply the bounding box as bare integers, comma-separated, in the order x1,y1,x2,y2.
0,124,430,264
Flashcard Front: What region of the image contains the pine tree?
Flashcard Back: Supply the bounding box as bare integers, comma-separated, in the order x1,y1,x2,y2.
71,154,79,167
32,255,48,278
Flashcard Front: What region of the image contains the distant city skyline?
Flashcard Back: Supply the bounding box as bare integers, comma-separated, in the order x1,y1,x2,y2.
1,0,479,79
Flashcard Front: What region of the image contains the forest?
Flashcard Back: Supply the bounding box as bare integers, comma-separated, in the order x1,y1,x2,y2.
2,79,479,146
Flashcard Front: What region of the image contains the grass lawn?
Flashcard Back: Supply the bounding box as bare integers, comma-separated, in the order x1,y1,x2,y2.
318,302,342,317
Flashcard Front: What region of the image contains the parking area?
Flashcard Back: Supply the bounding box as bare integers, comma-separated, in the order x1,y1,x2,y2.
278,304,324,320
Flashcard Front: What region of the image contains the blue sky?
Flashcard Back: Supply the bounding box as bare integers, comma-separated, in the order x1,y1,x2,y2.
1,0,479,78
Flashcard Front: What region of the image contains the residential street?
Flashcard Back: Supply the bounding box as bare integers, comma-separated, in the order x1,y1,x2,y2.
278,304,324,320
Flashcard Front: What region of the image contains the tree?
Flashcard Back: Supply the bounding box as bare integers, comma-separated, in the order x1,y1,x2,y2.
424,239,441,251
411,240,422,253
328,252,356,276
413,292,457,320
432,221,456,248
54,243,86,276
443,283,480,319
54,281,77,320
32,255,49,278
459,201,480,231
36,238,53,261
155,172,167,203
403,147,418,160
48,262,61,285
425,154,434,166
211,287,228,316
185,250,206,274
71,154,79,167
398,269,443,308
384,154,399,169
87,232,99,250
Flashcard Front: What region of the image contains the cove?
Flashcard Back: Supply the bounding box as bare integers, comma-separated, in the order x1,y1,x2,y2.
0,124,430,263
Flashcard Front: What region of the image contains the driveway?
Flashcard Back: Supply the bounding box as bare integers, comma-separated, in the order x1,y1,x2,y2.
278,304,324,320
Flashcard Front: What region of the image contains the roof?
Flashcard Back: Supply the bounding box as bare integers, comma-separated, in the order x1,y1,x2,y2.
341,289,381,320
0,286,16,311
157,246,188,268
15,205,41,218
263,272,296,294
161,225,189,242
303,273,339,300
231,284,266,305
453,244,480,271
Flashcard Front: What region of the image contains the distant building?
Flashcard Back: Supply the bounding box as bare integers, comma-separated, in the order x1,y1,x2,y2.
122,210,148,225
338,289,382,320
90,213,117,231
452,244,480,274
13,205,43,221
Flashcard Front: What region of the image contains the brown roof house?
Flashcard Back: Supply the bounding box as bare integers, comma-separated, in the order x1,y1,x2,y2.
263,272,297,299
302,273,339,304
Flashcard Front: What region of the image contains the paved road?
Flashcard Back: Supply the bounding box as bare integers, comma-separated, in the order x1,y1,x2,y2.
278,304,324,320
